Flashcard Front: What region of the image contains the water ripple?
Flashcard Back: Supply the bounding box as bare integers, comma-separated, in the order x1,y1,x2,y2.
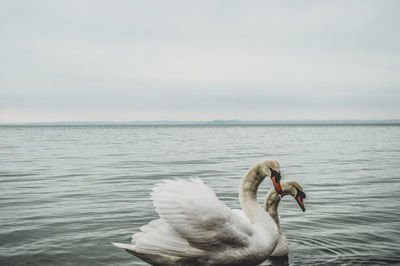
1,125,399,265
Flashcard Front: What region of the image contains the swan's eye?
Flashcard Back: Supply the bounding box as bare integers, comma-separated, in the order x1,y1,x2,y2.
296,188,306,199
271,169,281,182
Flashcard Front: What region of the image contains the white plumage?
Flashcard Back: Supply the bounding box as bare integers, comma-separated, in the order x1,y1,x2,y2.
151,178,253,250
113,159,282,266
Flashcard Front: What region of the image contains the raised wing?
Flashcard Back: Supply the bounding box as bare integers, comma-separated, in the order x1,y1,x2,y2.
151,178,253,250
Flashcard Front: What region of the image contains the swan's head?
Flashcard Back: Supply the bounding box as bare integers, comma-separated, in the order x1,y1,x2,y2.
282,180,307,212
260,159,283,194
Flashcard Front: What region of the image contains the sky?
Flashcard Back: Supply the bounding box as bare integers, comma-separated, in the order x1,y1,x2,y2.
1,0,400,123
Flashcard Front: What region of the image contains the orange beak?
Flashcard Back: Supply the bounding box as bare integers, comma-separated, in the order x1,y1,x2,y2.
296,194,306,212
271,176,283,194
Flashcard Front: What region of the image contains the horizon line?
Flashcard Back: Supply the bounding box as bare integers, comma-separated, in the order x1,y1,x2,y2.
1,119,400,126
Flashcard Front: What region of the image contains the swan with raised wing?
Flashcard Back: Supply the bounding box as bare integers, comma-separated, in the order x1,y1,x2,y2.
264,180,307,257
113,159,283,266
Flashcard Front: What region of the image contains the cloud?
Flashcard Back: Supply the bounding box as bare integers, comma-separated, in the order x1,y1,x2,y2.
1,0,399,122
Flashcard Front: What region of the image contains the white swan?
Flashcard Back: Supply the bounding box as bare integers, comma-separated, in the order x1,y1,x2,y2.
113,159,283,266
264,180,306,257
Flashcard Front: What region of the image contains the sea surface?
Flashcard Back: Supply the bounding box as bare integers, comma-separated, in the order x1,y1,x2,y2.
1,125,399,265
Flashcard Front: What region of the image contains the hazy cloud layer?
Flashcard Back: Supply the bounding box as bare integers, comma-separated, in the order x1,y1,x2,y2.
1,0,399,122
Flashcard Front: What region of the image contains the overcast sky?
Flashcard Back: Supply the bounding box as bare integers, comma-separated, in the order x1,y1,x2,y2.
1,0,399,122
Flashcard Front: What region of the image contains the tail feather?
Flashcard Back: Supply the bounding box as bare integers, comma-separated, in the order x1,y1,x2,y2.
115,218,204,258
133,219,204,257
112,242,136,252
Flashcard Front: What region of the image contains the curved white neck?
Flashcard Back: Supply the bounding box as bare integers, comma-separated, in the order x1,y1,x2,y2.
264,188,282,232
239,163,266,223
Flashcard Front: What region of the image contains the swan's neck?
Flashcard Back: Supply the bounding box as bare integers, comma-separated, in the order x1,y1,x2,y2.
239,163,266,223
264,188,282,233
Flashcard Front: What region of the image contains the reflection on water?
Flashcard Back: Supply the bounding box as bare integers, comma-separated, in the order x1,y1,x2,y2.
1,125,400,265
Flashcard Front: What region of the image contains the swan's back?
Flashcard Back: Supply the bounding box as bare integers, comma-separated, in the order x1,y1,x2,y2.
113,178,278,265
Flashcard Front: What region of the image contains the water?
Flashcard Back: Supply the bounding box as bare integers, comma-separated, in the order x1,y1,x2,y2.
1,125,399,265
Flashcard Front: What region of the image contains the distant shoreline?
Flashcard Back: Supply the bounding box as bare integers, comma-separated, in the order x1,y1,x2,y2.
1,120,400,126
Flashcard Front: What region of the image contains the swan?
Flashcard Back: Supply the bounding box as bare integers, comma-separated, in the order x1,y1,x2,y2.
224,180,307,258
112,159,284,266
264,180,307,257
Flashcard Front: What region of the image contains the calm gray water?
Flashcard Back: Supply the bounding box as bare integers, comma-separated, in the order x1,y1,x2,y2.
1,125,400,265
